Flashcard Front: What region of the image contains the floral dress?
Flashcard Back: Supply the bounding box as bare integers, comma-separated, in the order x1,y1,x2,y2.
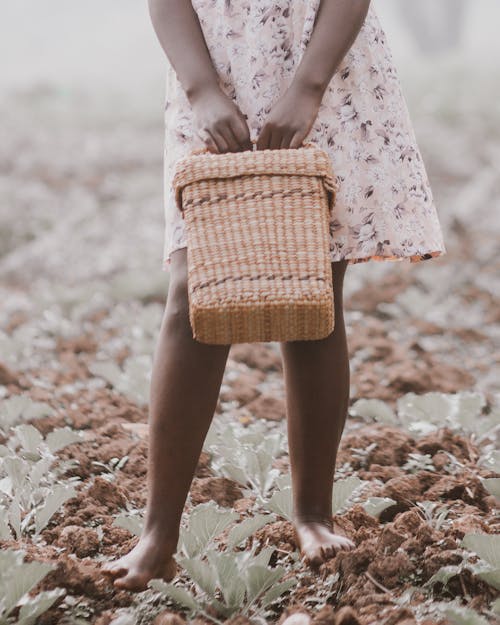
161,0,446,270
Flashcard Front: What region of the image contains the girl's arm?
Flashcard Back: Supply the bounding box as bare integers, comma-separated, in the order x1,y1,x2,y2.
293,0,371,96
256,0,371,150
148,0,252,153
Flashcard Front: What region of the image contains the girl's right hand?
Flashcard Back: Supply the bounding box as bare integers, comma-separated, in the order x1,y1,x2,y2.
188,84,253,154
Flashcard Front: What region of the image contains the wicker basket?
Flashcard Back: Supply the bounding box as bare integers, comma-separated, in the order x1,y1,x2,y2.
171,140,337,345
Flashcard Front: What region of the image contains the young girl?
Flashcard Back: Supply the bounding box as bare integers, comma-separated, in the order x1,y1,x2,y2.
103,0,446,591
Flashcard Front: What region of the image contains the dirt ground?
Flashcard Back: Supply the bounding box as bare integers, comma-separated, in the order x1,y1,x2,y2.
0,66,499,624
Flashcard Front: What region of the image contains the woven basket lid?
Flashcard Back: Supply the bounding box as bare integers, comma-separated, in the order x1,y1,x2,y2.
172,142,337,214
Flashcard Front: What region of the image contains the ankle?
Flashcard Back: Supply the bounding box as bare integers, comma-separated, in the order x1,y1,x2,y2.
141,524,179,550
293,512,334,530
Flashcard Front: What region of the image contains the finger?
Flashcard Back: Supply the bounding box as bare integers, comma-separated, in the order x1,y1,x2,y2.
203,131,220,154
223,123,243,153
256,125,272,151
289,131,305,150
269,129,282,150
197,127,213,148
231,120,253,151
279,130,295,150
210,129,230,154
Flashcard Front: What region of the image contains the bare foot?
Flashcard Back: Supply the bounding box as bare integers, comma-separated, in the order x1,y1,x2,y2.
293,515,355,567
101,532,178,592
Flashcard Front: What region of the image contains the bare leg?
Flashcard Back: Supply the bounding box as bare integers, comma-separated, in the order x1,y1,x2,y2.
102,248,231,590
280,260,355,567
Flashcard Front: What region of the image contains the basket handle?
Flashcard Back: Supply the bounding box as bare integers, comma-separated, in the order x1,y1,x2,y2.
175,138,337,214
187,138,318,157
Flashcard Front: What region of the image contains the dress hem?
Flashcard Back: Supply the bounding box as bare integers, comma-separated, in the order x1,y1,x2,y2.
161,248,446,272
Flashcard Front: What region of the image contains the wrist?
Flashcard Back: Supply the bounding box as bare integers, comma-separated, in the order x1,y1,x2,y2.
289,72,328,102
184,77,222,106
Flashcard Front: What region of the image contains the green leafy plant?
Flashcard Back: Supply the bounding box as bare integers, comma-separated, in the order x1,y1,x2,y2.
149,502,295,623
265,475,368,520
481,477,500,501
396,391,496,437
414,501,451,531
88,355,152,405
0,423,84,538
0,396,54,436
0,548,65,625
403,452,436,473
203,420,288,500
439,603,490,625
461,533,500,591
478,448,500,474
349,398,397,424
426,533,500,595
362,496,397,518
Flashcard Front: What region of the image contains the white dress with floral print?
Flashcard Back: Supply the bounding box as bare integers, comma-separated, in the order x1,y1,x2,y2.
162,0,446,270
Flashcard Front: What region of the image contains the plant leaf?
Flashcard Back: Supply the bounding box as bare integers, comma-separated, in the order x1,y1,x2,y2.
12,425,44,457
227,514,275,549
265,487,292,522
113,513,143,537
3,456,31,491
362,497,397,517
0,395,54,430
251,546,277,569
88,361,123,387
8,493,22,539
218,461,249,488
148,579,198,611
260,577,297,607
275,473,291,490
206,551,245,609
332,476,366,514
442,604,490,625
349,398,397,424
35,484,77,534
46,428,84,454
481,478,500,500
244,564,285,607
475,568,500,591
16,588,66,625
462,533,500,568
0,507,12,540
425,564,463,588
0,553,54,617
178,556,217,596
28,457,54,491
180,502,239,558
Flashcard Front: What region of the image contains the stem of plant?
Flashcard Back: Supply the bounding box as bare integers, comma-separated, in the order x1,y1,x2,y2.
242,584,276,618
198,607,225,625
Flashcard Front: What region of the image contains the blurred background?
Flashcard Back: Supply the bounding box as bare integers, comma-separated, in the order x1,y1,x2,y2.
1,7,499,621
1,0,499,400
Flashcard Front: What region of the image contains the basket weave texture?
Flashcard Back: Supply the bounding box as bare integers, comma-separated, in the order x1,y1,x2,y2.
171,141,337,345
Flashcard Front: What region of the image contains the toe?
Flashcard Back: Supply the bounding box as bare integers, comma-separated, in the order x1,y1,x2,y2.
113,571,148,592
321,545,336,560
102,563,127,578
341,537,356,550
302,548,323,567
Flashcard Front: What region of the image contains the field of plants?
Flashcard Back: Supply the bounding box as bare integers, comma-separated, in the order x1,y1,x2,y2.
0,65,499,624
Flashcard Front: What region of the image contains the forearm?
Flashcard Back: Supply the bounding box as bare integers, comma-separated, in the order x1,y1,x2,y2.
148,0,221,103
292,0,371,96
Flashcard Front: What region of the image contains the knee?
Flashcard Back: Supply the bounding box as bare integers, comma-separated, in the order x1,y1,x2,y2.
331,259,347,311
164,271,191,331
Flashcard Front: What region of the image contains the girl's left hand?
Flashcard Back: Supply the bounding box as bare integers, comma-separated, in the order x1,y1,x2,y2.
255,81,324,150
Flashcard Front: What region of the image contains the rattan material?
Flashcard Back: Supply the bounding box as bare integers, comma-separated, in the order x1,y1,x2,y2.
171,141,337,344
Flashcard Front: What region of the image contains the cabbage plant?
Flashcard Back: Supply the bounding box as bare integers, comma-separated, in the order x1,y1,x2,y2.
0,423,84,538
